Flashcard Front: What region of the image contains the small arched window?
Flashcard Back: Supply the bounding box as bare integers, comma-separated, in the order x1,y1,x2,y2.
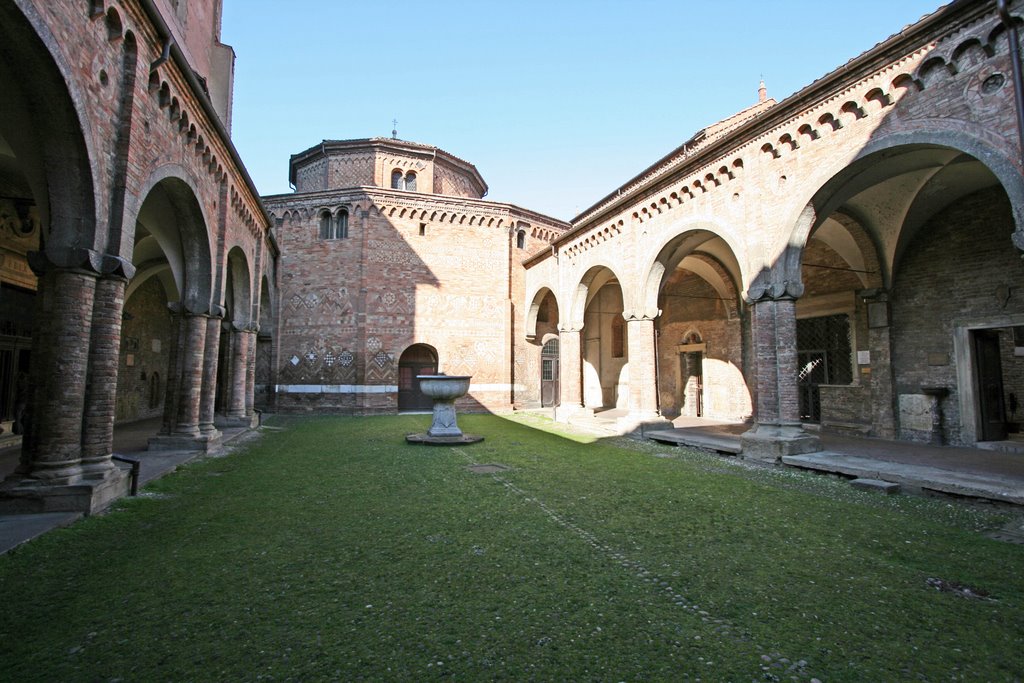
319,210,333,239
391,169,403,189
334,209,349,239
404,171,417,192
516,231,526,249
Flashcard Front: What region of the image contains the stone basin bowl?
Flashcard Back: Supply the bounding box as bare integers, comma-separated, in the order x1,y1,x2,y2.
417,375,471,400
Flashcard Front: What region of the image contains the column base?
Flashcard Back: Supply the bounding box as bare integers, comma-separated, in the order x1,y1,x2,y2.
0,467,130,515
740,422,821,463
215,413,260,429
148,431,222,453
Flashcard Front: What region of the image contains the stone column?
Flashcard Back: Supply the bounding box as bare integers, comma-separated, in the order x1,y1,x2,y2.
244,326,258,421
81,273,129,477
20,265,97,483
554,325,584,422
227,324,249,420
625,315,660,418
173,312,208,437
197,307,224,442
740,292,821,461
1,249,131,515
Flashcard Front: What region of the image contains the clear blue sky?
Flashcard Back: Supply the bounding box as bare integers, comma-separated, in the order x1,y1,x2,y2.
223,1,945,221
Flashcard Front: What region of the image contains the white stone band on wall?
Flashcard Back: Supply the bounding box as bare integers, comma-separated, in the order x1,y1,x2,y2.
274,383,526,393
275,384,398,394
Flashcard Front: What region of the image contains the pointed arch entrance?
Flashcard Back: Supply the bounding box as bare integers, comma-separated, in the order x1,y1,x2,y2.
398,344,438,411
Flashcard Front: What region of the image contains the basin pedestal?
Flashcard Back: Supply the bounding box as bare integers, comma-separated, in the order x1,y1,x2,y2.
406,375,484,445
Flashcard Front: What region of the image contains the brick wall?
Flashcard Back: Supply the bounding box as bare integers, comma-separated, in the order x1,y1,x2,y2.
267,190,566,414
656,269,748,419
116,276,174,422
891,187,1022,444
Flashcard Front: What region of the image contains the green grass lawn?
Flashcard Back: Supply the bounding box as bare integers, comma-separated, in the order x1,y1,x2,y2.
1,413,1022,682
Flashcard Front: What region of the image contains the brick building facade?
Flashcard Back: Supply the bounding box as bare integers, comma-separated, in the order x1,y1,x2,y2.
262,138,568,414
0,0,273,513
523,0,1024,459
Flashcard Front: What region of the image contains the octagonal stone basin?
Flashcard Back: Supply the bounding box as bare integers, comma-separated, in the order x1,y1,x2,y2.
416,374,474,440
418,375,471,403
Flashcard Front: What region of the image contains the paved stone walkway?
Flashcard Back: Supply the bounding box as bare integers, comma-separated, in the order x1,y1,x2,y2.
0,418,253,555
647,417,1024,506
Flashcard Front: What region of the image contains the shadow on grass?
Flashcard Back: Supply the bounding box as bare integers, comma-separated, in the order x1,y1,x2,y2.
0,413,1021,681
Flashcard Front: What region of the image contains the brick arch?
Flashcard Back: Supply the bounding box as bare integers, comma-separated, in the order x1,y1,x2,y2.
815,209,886,291
637,219,748,319
225,246,252,326
525,285,560,339
569,263,626,330
129,166,215,314
779,129,1024,290
0,2,99,255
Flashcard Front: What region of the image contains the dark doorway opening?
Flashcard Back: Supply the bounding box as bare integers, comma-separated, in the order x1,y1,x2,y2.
541,338,559,407
398,344,438,411
681,350,704,417
974,329,1007,442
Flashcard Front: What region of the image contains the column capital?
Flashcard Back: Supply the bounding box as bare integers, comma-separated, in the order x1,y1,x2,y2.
744,279,803,304
557,324,583,334
28,248,136,280
623,310,659,323
228,320,259,333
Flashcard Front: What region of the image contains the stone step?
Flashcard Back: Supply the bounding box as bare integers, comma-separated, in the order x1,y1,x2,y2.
849,478,901,495
645,429,742,454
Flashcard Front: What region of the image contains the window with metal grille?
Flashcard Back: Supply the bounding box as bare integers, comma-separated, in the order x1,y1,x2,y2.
796,314,853,422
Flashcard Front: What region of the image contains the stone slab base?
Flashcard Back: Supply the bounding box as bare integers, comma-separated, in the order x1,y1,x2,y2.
216,414,260,429
0,468,130,515
740,423,821,463
850,478,901,495
645,429,742,454
148,432,222,453
406,433,484,446
616,414,673,436
554,405,593,423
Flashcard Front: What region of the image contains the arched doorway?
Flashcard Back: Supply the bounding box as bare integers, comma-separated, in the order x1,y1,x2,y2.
646,229,749,420
575,267,626,410
679,331,705,417
540,338,559,407
398,344,438,411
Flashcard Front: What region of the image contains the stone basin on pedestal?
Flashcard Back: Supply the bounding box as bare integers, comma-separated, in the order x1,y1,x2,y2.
405,375,484,445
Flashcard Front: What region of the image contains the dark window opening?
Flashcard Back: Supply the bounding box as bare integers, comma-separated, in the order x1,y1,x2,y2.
611,316,625,358
334,210,349,239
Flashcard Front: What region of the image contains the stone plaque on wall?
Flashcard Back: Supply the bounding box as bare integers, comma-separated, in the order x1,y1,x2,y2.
899,394,933,432
867,302,889,328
